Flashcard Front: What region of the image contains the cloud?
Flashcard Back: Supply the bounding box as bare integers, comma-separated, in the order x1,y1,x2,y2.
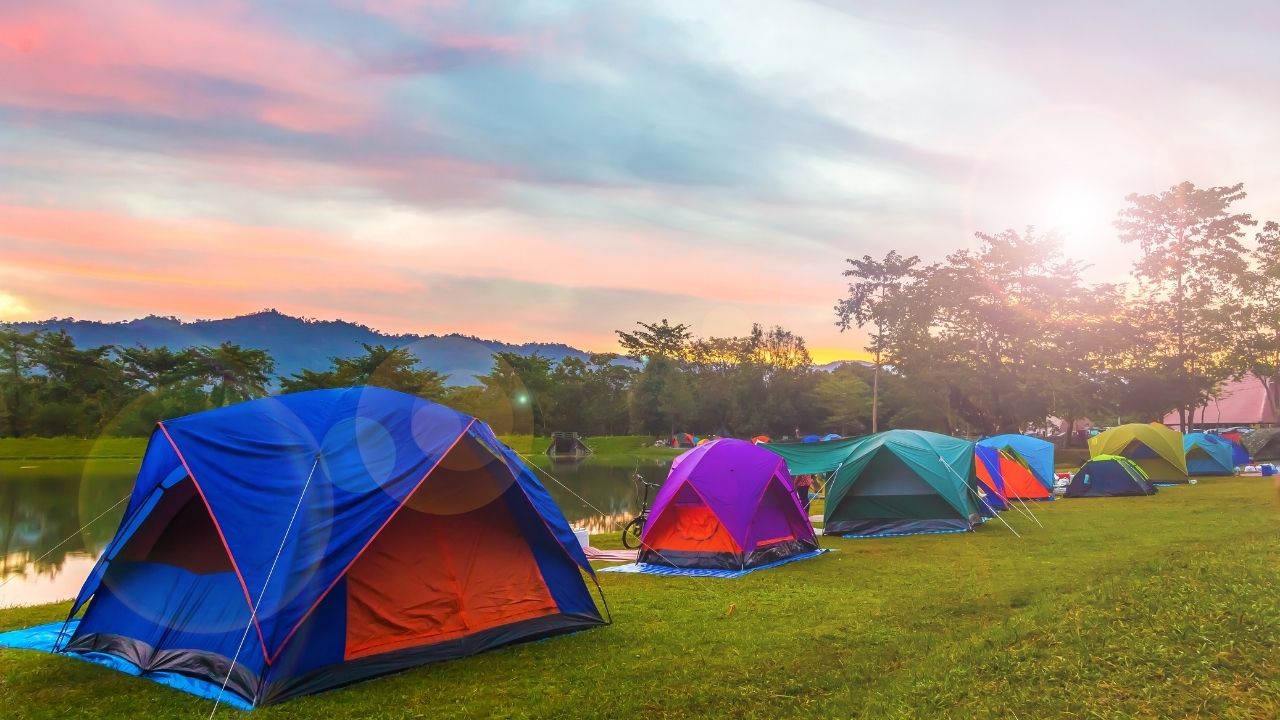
0,1,368,132
4,0,1280,358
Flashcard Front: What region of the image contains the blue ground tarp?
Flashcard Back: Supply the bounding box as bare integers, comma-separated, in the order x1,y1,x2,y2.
0,620,254,710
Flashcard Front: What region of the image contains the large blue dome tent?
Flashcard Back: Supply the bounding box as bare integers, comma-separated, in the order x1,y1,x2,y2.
6,388,604,708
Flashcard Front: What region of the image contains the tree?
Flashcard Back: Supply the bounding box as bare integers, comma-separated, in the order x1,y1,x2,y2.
812,366,871,435
616,320,692,362
279,344,447,400
1115,181,1255,430
475,352,554,435
579,354,634,435
0,329,40,436
193,343,276,407
1229,220,1280,420
887,229,1089,434
117,345,200,390
835,251,920,432
657,366,696,435
33,332,123,436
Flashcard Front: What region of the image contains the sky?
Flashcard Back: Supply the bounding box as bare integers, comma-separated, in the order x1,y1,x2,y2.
2,0,1279,362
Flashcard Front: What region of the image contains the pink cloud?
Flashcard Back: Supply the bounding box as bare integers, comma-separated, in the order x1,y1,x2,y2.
0,202,842,348
0,1,367,133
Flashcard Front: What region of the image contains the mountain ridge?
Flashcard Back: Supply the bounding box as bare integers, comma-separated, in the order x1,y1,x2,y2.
5,309,607,386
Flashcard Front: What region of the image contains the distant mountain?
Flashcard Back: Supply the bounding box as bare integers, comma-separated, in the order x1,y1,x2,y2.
816,359,873,372
7,310,611,386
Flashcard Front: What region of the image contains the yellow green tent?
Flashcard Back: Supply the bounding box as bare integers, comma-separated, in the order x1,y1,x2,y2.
1088,423,1188,482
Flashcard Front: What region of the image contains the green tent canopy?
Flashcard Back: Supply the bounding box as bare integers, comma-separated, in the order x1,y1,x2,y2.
766,430,983,537
1088,423,1188,483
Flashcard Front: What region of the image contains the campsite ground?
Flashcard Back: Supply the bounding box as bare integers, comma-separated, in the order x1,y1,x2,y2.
1,457,1277,719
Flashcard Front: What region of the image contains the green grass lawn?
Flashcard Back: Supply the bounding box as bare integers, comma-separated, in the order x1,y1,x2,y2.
2,477,1277,719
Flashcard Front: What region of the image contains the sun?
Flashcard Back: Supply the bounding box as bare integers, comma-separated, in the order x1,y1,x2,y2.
1043,187,1109,238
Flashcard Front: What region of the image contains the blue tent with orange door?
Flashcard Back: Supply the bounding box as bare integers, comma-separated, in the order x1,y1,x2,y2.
976,434,1055,493
5,388,603,708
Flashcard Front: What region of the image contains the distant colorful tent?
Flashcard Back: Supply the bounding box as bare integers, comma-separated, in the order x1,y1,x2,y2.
1183,432,1236,476
1243,428,1280,461
977,446,1052,501
1226,438,1250,465
1064,456,1158,497
696,437,714,446
639,439,818,569
30,388,602,708
976,434,1055,492
996,450,1053,501
671,433,697,448
820,433,843,441
766,430,983,538
750,435,771,445
802,435,821,443
1088,423,1189,483
973,445,1009,513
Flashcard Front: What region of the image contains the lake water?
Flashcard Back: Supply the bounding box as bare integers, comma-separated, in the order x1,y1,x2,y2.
0,455,674,609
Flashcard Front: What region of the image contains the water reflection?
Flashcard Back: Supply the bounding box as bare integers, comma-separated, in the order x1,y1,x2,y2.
0,455,673,608
0,460,135,609
530,456,674,535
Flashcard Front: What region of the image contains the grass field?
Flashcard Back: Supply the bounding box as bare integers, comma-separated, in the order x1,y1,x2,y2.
1,477,1277,719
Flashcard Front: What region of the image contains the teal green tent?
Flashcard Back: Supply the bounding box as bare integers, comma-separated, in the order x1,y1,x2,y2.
766,430,983,537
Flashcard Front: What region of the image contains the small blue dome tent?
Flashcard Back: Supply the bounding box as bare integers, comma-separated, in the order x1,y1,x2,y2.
1183,432,1235,476
39,388,604,707
1064,456,1158,498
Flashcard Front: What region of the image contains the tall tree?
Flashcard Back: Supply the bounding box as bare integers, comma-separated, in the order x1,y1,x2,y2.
1115,181,1255,430
476,352,554,435
279,343,447,400
193,343,276,407
835,251,920,433
0,330,40,436
33,332,123,436
1229,220,1280,420
879,228,1099,435
616,319,692,362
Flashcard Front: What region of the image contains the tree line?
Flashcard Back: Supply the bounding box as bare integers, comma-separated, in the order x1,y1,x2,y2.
0,325,866,439
3,179,1276,443
837,181,1280,439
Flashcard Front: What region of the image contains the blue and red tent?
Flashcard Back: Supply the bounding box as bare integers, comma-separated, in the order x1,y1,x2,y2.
22,388,603,707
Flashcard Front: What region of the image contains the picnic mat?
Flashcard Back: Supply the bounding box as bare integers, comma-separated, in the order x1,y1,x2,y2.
598,548,831,578
584,546,639,562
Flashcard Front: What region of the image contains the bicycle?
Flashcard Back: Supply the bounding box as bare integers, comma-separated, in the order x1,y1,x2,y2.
621,473,662,549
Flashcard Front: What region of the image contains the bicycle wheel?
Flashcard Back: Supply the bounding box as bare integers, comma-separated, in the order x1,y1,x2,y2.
621,516,645,549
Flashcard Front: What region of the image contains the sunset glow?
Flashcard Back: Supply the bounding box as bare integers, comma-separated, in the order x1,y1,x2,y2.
3,1,1279,356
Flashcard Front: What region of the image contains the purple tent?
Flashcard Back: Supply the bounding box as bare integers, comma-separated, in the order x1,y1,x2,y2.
639,439,819,570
